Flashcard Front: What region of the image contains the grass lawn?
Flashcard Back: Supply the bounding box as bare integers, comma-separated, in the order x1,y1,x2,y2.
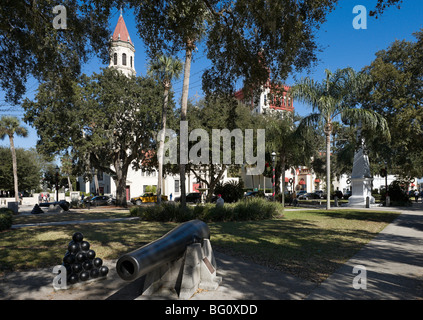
0,208,400,283
209,209,400,282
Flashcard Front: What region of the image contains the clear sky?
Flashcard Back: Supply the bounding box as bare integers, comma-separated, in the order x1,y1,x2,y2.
1,0,422,151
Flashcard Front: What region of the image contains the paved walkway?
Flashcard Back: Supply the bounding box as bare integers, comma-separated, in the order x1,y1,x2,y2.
1,203,423,300
307,204,423,299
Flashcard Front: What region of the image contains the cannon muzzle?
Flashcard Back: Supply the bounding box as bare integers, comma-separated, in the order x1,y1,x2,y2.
116,220,210,281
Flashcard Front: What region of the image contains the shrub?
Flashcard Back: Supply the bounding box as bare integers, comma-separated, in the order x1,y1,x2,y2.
233,198,279,221
380,180,412,206
0,208,13,231
130,198,281,223
130,203,195,222
214,180,244,203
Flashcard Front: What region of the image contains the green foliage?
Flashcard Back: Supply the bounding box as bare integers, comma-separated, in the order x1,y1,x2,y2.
0,0,401,104
184,96,260,201
0,208,13,231
129,198,280,222
144,185,157,193
0,0,114,104
359,29,423,177
381,180,412,206
23,68,168,206
214,180,244,203
0,147,43,192
292,67,389,209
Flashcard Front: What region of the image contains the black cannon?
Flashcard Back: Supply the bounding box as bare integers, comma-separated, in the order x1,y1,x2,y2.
116,219,210,281
39,200,70,211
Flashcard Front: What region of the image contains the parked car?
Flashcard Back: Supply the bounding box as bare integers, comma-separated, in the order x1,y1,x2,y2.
85,195,114,206
174,192,201,203
343,190,352,200
298,192,321,200
314,190,326,199
131,192,168,205
296,190,307,198
244,191,259,198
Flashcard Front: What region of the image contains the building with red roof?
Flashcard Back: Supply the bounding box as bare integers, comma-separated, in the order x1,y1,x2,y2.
109,12,136,77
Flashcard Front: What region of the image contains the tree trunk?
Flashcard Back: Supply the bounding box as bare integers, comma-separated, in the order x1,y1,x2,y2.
9,135,19,203
205,165,226,202
326,131,331,210
67,176,73,192
93,169,99,195
157,86,169,205
179,40,194,208
114,158,128,207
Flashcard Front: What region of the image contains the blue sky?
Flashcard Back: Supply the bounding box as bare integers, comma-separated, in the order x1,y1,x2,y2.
1,0,422,150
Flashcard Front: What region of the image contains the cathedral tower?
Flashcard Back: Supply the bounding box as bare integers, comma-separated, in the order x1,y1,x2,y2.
109,12,136,77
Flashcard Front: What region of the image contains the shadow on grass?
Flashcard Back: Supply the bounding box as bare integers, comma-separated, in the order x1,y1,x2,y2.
209,214,398,283
314,209,400,223
0,220,175,274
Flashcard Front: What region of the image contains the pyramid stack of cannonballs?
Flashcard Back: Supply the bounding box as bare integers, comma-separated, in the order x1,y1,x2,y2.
62,232,109,285
31,204,44,214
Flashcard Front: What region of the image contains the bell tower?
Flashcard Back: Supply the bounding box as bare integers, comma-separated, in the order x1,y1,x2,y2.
109,11,136,77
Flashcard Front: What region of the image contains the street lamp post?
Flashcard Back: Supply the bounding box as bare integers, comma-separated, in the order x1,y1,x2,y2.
55,165,60,202
271,152,276,202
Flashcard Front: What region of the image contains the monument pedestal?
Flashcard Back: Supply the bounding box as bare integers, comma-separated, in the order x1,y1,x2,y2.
138,239,222,299
347,177,375,207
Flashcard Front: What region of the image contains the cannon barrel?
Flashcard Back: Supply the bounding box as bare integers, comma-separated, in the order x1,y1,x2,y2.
116,219,210,281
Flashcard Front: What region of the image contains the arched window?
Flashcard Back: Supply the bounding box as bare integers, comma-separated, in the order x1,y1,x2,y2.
113,53,117,65
122,53,127,66
130,56,133,68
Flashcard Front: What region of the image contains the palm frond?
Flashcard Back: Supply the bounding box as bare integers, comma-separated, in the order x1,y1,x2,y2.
341,108,391,140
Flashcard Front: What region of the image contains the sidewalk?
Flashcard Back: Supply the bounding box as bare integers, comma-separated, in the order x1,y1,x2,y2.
1,203,423,300
307,203,423,299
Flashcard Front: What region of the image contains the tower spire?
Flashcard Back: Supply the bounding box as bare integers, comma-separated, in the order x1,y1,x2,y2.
109,10,136,77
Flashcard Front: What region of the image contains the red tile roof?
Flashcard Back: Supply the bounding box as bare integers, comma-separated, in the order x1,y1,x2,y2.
112,15,133,45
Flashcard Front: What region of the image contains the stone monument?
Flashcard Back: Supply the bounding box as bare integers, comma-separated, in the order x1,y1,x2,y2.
347,125,375,207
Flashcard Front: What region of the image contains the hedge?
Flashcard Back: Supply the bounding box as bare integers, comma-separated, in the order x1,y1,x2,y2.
0,208,14,231
129,198,282,223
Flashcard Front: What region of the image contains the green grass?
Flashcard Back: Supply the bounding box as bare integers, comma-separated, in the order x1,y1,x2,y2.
0,207,400,283
209,209,400,282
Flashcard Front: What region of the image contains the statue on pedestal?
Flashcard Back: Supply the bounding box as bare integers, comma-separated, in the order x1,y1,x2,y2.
347,124,375,207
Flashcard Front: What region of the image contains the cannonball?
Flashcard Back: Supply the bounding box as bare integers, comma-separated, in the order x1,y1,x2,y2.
82,260,93,271
79,271,90,281
86,249,96,260
63,252,75,264
72,263,82,273
68,242,80,254
68,273,79,284
93,257,103,268
90,268,99,279
76,251,86,262
99,265,109,277
72,232,84,242
80,241,90,251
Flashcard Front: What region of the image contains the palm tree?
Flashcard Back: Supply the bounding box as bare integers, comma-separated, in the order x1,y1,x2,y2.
291,67,389,209
179,39,196,209
0,116,28,203
148,55,183,205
